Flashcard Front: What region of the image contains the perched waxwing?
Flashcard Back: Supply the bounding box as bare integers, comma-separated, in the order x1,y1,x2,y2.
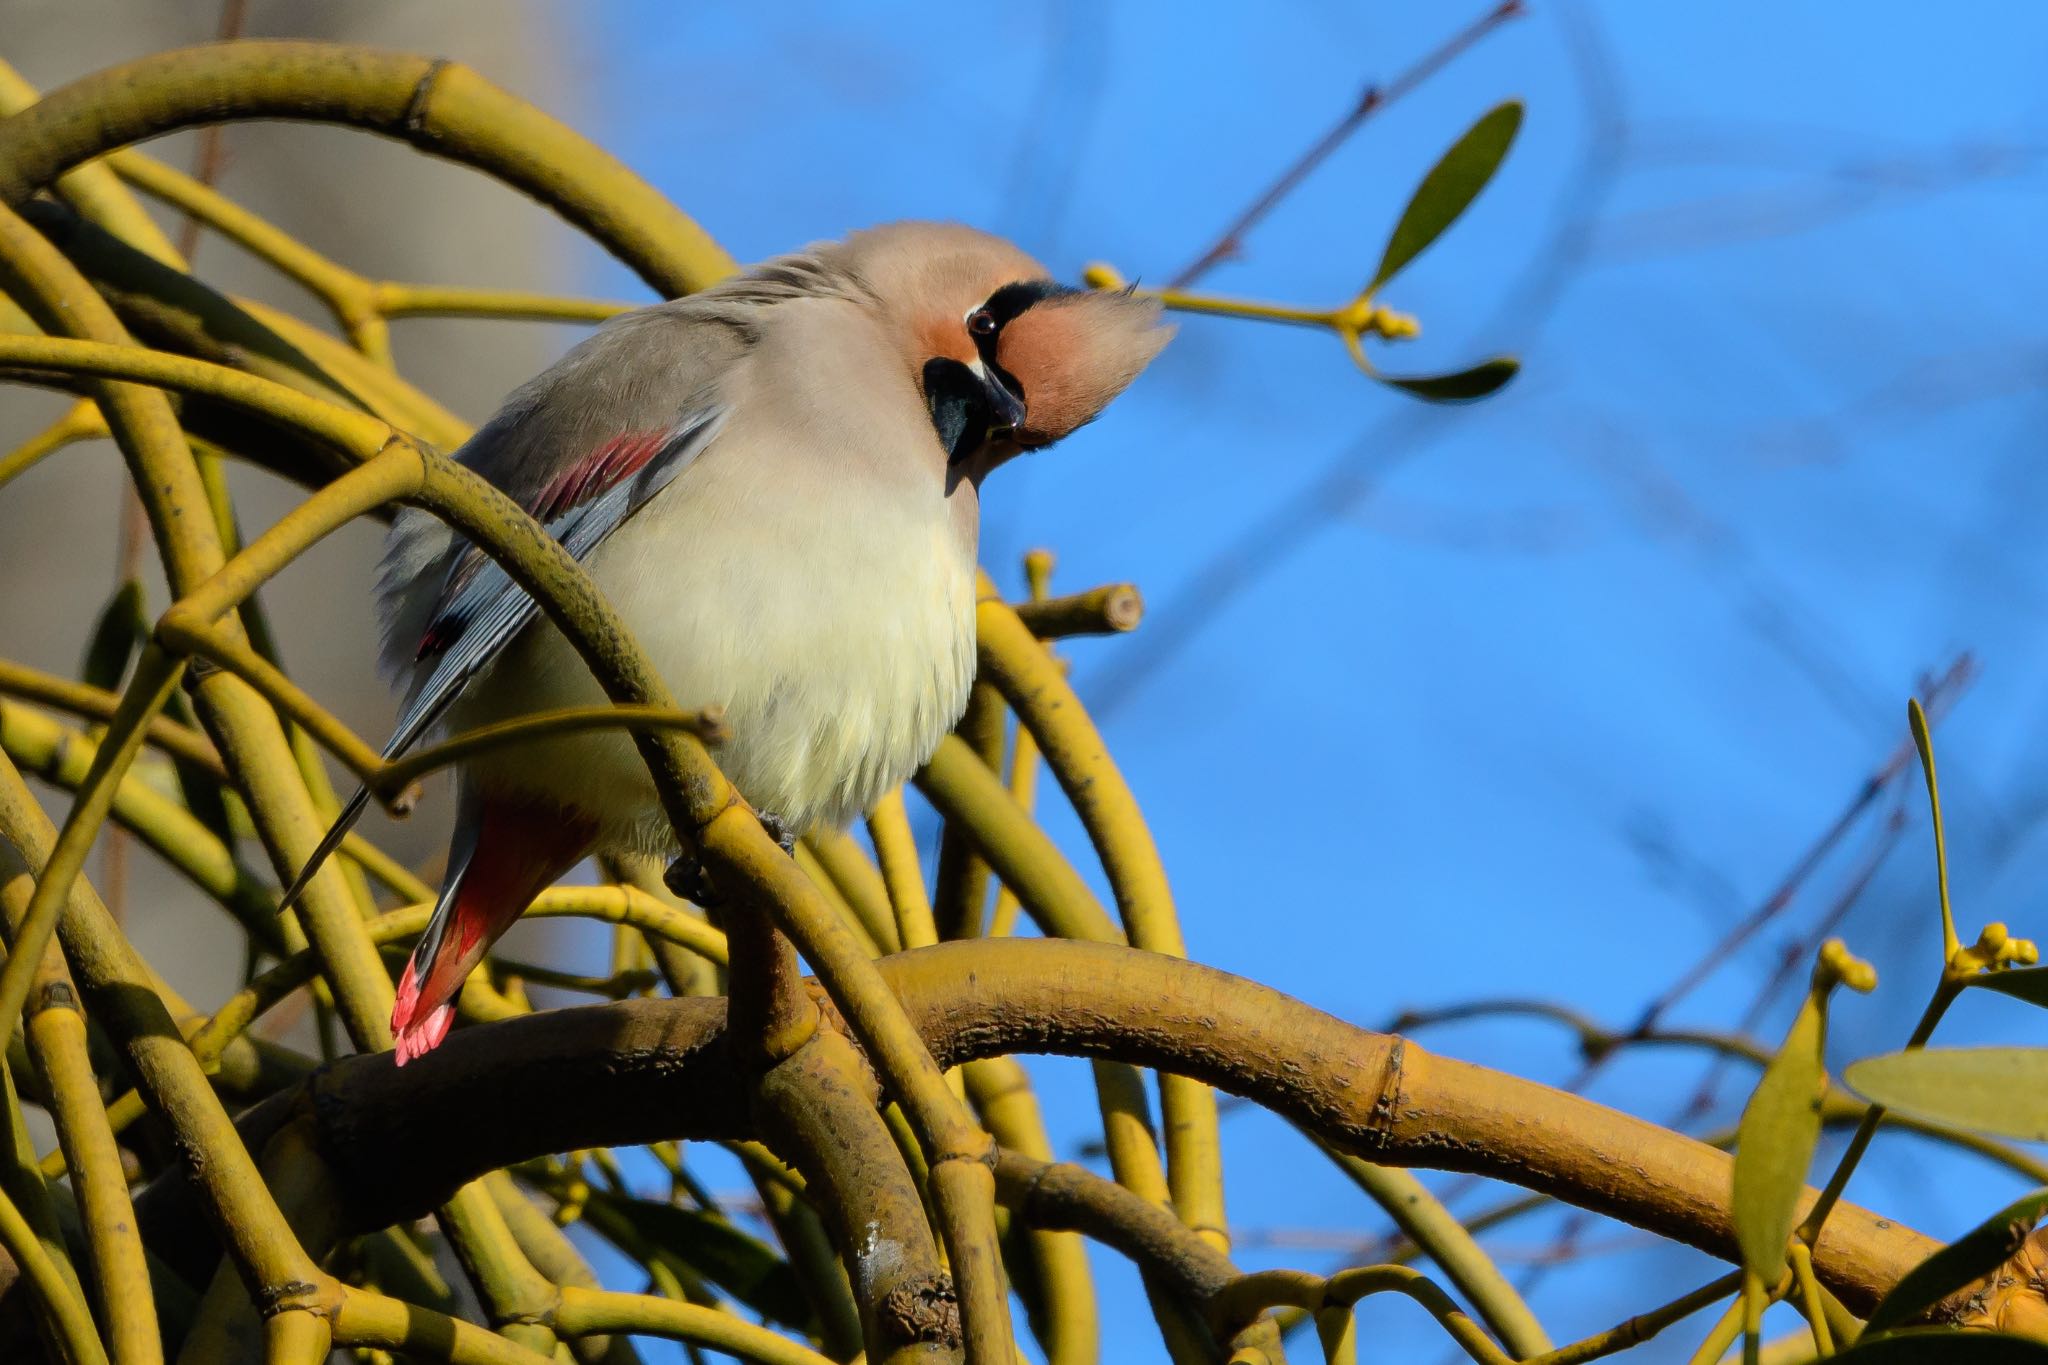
279,222,1173,1062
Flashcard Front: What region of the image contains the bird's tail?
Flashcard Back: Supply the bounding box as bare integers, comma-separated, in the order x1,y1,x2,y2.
274,784,375,919
392,786,594,1064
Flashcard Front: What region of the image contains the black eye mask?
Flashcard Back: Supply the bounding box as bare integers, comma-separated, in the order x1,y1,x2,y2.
926,279,1080,463
977,279,1078,331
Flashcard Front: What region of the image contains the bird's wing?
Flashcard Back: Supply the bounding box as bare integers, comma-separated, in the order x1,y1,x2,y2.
392,404,728,757
277,305,750,915
376,299,753,678
276,405,726,916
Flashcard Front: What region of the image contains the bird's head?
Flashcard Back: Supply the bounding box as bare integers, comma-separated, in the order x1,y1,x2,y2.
847,223,1174,480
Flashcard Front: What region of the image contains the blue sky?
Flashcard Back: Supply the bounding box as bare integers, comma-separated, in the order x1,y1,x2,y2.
552,3,2048,1358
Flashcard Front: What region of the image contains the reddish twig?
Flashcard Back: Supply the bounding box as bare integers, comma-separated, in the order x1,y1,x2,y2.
103,0,248,926
1168,0,1525,288
1479,656,1973,1316
170,0,248,263
1674,802,1910,1128
1622,653,1974,1038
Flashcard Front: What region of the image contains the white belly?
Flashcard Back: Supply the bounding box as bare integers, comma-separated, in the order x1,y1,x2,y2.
443,471,978,853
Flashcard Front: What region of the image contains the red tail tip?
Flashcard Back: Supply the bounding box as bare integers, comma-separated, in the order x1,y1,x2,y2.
393,1004,455,1066
391,959,455,1065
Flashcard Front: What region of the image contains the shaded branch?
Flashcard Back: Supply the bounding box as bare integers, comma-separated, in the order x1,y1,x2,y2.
201,940,1943,1315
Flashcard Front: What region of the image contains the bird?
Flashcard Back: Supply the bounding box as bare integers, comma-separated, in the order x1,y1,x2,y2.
277,222,1173,1064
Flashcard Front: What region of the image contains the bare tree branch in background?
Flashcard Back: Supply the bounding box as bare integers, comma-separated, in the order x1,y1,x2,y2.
102,0,247,928
1086,0,1625,720
1170,0,1526,288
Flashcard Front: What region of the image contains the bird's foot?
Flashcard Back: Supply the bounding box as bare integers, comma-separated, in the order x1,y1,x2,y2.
758,810,798,855
662,813,796,906
663,855,722,908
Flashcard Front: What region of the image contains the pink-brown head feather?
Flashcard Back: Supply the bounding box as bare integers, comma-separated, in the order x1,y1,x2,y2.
995,290,1173,446
828,222,1172,465
836,222,1047,375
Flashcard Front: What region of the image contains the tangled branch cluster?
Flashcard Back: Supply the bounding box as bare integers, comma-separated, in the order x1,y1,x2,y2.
0,35,2040,1365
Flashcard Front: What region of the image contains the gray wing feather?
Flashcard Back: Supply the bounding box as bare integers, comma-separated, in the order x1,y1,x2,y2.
275,397,729,916
376,301,753,680
388,404,727,754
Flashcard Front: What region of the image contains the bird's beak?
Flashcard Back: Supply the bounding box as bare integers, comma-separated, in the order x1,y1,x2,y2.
978,363,1027,443
924,356,1030,469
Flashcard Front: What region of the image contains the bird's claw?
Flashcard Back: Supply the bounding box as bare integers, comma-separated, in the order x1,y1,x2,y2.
758,810,798,855
663,855,721,908
662,812,796,906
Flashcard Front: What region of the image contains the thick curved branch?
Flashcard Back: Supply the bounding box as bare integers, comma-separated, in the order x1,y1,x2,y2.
15,197,468,452
0,41,736,298
753,1027,961,1361
224,940,1937,1315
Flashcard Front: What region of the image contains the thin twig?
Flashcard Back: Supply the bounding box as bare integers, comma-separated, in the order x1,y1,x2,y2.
1487,656,1971,1318
1625,654,1972,1037
1169,0,1525,288
172,0,248,264
103,0,247,927
1087,0,1621,719
1674,801,1911,1127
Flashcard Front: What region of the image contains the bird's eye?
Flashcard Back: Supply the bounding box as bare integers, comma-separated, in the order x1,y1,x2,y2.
967,309,998,338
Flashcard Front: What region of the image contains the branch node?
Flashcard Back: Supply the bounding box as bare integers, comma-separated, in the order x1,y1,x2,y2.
931,1130,999,1173
878,1274,961,1349
33,979,78,1015
399,58,453,140
253,1279,328,1319
1367,1035,1408,1139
